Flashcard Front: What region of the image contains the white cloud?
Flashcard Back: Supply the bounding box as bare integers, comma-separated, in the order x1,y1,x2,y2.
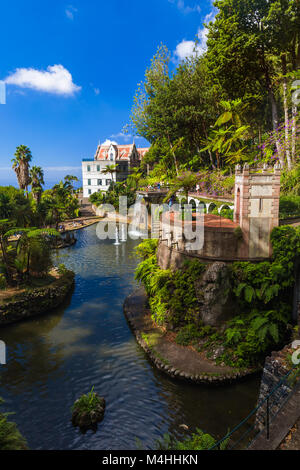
110,132,132,142
5,65,81,96
174,10,216,60
65,5,78,20
102,139,118,146
169,0,201,14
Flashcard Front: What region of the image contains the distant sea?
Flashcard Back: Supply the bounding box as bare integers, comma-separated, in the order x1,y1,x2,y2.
0,169,82,190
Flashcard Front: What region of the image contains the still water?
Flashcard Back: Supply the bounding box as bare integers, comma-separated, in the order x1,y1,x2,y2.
0,224,260,449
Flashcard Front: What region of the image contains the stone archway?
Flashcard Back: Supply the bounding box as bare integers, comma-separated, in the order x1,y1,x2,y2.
207,202,217,213
188,198,197,211
218,204,231,214
180,198,187,209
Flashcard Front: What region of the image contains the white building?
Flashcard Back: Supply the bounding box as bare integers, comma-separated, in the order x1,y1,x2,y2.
82,142,148,198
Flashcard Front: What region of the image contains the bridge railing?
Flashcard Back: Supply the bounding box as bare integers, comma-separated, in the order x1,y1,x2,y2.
209,365,300,450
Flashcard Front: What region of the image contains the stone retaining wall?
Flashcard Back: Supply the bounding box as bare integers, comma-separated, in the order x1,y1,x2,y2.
255,345,296,431
0,270,75,326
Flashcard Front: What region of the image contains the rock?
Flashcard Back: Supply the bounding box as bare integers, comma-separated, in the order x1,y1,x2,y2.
211,346,225,361
195,262,237,326
72,394,106,430
179,424,189,430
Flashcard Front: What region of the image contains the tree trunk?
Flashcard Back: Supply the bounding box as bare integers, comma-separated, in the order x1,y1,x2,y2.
167,135,179,176
260,49,284,167
281,54,292,169
291,103,297,162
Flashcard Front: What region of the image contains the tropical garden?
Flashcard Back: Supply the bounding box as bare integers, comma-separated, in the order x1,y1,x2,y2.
112,0,299,215
0,144,79,290
130,0,300,374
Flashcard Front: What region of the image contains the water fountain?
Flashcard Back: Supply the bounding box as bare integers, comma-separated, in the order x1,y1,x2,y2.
113,226,121,246
128,194,148,238
120,224,126,242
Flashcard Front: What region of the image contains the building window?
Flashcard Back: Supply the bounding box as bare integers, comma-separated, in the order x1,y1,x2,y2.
88,179,91,186
87,165,91,172
106,179,111,186
97,165,100,172
98,179,102,186
110,153,114,161
88,189,91,195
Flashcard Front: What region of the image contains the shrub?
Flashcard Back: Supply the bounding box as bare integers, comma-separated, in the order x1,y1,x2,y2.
279,195,300,219
281,163,300,196
211,207,234,221
155,429,228,450
29,237,53,276
72,387,101,415
57,264,68,276
135,239,158,260
0,399,27,450
176,324,214,346
0,274,6,290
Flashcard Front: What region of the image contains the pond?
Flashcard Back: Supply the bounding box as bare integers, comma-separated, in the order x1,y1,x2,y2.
0,223,261,450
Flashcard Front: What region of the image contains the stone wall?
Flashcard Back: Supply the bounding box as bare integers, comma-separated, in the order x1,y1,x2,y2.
255,345,295,431
158,212,251,270
0,270,75,326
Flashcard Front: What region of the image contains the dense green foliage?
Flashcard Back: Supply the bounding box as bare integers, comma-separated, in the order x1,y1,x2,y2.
0,399,27,450
128,0,300,196
135,226,300,368
279,195,300,218
72,387,102,415
135,240,205,327
0,219,60,287
89,181,136,211
155,428,228,450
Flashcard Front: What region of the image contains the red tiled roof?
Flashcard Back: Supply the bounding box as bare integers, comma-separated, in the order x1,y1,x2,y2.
94,144,149,161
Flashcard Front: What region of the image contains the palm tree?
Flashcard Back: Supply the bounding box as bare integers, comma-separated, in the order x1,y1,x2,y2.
64,175,79,193
42,192,65,229
102,164,118,182
30,166,44,204
12,146,32,195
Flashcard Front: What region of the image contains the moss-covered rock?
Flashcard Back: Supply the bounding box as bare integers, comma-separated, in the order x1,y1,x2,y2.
72,389,105,430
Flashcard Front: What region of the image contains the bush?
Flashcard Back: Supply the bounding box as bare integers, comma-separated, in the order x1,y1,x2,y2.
135,239,158,260
72,387,101,415
155,429,228,450
57,263,68,276
0,399,27,450
281,163,300,196
211,207,234,221
71,387,106,429
176,324,214,346
28,237,53,276
279,195,300,219
0,274,6,290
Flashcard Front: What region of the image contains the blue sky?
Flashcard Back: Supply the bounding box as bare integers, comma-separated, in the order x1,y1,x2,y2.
0,0,215,187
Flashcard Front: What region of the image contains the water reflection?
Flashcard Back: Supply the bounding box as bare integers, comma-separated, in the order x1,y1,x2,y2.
0,224,260,449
